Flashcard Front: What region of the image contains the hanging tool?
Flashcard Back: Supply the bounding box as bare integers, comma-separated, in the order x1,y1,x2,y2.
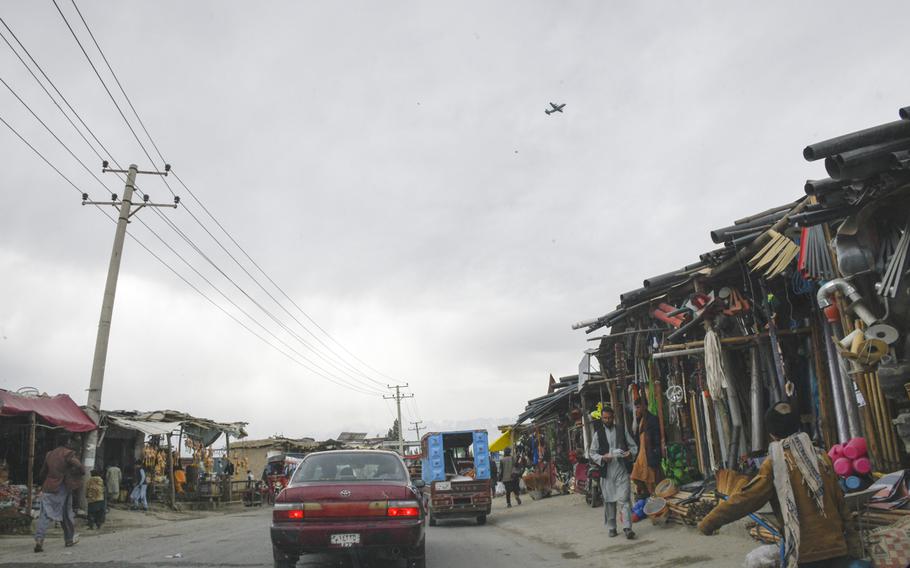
876,218,910,298
749,230,800,278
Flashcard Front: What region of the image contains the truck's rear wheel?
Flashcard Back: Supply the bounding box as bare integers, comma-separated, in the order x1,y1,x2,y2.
428,511,437,527
476,514,487,525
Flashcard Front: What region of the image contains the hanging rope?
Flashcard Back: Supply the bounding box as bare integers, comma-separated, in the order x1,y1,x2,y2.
704,327,727,401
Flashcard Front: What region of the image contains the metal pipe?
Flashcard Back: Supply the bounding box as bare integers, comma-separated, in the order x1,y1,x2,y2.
804,177,849,196
803,119,910,162
653,347,706,360
572,307,624,331
822,320,850,443
733,201,800,225
835,337,862,439
791,207,856,227
722,349,748,461
816,278,878,326
710,210,788,244
750,347,764,452
711,223,776,243
825,151,897,181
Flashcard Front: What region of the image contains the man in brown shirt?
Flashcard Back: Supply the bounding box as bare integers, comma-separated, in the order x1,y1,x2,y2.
34,437,85,552
698,402,860,567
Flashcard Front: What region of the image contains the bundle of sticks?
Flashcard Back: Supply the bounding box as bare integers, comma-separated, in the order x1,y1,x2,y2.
665,490,719,526
748,523,781,544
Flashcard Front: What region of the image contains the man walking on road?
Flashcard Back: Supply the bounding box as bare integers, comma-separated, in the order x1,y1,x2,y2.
588,406,638,539
34,436,84,553
499,447,522,507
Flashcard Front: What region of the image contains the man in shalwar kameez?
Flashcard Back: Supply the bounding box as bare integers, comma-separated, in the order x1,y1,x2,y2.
34,437,84,552
588,405,638,539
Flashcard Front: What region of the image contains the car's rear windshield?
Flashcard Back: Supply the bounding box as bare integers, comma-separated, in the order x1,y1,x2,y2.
293,453,407,482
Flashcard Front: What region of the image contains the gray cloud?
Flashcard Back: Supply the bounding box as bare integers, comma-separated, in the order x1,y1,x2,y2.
1,0,908,439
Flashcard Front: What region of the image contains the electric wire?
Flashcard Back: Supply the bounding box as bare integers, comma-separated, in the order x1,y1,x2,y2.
40,6,388,395
0,74,113,195
0,110,381,397
0,22,105,164
56,2,402,390
0,31,384,396
0,16,115,163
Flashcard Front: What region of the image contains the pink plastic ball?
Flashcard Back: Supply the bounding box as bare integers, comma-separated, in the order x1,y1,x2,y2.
828,444,844,460
843,438,867,460
834,457,854,477
853,457,871,475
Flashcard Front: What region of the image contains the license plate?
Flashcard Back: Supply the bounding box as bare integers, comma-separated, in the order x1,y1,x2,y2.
330,533,361,547
435,482,451,491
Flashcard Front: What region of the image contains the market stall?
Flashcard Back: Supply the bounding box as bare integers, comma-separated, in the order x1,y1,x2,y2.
99,409,247,509
566,106,910,552
0,388,96,534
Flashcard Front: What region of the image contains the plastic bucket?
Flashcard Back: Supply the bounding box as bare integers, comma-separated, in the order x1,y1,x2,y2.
834,457,854,477
853,457,871,475
845,476,862,491
828,444,844,461
843,438,867,460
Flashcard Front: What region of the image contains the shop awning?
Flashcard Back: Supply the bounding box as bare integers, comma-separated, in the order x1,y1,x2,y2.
108,417,181,436
0,390,96,432
489,429,512,452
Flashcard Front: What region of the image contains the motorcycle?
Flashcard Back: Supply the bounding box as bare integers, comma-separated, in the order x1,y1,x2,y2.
572,457,603,507
585,464,603,508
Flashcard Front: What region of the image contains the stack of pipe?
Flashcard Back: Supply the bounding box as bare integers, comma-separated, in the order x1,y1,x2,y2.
797,224,836,280
802,106,910,222
856,370,903,471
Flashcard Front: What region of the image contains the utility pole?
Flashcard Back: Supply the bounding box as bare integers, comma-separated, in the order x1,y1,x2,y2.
408,420,424,441
81,162,177,474
384,384,413,455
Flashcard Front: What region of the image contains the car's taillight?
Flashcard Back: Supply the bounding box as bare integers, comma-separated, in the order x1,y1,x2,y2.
273,504,305,522
387,500,420,517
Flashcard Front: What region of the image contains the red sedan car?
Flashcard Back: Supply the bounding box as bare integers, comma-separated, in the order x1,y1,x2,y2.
270,450,427,568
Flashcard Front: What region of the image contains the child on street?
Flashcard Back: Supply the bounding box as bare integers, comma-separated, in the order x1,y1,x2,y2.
86,470,106,530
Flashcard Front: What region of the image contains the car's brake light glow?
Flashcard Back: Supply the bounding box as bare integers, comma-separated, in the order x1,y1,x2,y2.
273,503,305,522
387,500,420,517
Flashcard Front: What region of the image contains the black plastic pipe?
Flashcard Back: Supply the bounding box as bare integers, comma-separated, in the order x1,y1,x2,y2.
803,119,910,162
804,177,849,196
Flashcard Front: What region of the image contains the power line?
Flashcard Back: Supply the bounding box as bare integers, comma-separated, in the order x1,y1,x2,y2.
24,8,386,395
0,111,382,397
0,74,113,195
57,1,402,389
0,21,106,164
50,0,148,160
68,0,165,164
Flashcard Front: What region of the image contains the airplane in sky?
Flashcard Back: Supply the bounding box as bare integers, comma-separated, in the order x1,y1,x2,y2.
545,102,566,115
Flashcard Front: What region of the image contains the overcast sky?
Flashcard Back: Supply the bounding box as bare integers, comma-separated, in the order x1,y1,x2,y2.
0,1,907,441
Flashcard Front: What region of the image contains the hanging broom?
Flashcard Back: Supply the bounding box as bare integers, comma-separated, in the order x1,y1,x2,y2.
748,230,800,278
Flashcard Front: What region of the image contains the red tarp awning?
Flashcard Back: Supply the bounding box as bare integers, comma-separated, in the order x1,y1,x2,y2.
0,390,97,432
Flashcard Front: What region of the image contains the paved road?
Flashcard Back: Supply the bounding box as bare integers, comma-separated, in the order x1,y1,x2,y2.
0,507,585,568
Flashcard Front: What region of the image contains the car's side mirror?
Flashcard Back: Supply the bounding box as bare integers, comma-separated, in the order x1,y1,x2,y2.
413,479,426,489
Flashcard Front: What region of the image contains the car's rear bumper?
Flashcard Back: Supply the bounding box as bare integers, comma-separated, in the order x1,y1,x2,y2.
271,519,424,554
428,491,492,517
